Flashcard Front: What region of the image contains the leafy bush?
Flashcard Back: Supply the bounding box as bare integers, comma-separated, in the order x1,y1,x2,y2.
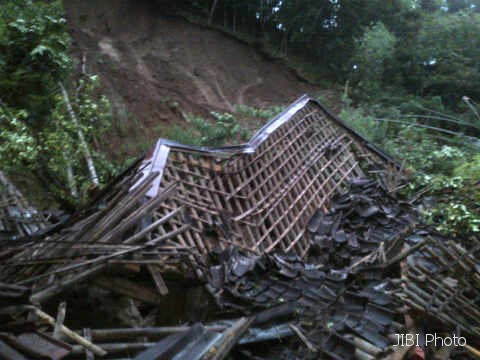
454,154,480,181
234,104,284,120
163,104,286,147
164,109,251,147
341,100,480,237
425,202,480,235
339,105,390,144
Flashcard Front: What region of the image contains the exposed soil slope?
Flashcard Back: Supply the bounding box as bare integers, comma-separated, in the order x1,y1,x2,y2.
64,0,317,155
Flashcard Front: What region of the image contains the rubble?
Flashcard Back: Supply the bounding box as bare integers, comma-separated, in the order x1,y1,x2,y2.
0,171,48,240
0,95,479,359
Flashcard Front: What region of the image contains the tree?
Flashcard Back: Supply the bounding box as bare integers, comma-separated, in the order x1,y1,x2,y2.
418,0,442,11
447,0,473,12
208,0,219,24
414,12,480,108
350,22,397,97
0,0,115,208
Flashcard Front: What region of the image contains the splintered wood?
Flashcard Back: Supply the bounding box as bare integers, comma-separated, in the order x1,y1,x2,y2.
0,176,190,303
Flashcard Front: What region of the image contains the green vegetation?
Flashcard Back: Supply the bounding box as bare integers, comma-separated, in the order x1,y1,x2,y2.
340,98,480,237
350,22,397,98
163,104,283,146
0,0,117,209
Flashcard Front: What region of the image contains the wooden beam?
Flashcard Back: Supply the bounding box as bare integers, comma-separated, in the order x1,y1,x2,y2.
94,275,163,305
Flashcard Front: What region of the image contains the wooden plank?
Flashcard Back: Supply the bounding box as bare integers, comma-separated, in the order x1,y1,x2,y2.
94,275,163,305
147,264,169,296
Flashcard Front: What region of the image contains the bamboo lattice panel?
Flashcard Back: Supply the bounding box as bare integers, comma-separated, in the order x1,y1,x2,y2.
138,96,392,257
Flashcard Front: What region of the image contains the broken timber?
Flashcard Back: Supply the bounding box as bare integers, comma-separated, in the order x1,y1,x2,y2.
0,171,47,240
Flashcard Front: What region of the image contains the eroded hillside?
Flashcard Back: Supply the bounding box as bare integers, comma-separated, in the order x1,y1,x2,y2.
64,0,316,156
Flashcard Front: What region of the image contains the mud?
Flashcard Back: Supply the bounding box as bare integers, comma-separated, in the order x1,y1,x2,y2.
64,0,317,158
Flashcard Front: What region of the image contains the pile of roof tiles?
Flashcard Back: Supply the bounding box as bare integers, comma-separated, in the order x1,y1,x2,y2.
204,177,480,359
206,247,398,359
203,178,403,359
306,177,415,269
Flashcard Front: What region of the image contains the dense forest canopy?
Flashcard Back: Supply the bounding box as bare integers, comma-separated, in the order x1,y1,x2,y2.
0,0,479,236
167,0,480,111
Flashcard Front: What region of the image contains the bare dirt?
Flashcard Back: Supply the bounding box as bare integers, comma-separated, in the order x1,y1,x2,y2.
64,0,318,158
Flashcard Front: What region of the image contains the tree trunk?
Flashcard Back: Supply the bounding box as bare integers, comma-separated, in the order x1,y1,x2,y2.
58,82,99,186
282,31,288,56
224,3,227,28
208,0,219,25
63,153,78,198
233,2,236,32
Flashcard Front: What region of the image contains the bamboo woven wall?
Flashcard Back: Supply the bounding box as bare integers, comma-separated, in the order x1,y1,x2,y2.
139,96,392,257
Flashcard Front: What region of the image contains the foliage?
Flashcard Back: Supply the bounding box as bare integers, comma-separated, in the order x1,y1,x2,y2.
0,108,39,168
0,0,117,208
413,12,480,108
339,105,391,145
341,99,480,237
0,0,70,124
163,103,286,146
191,110,250,146
454,154,480,180
51,76,115,187
233,104,284,120
350,22,397,97
425,202,480,234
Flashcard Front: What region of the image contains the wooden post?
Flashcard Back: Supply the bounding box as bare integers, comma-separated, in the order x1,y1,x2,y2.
30,306,107,356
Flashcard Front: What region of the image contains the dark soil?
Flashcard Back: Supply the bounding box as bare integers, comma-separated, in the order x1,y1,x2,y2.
64,0,318,159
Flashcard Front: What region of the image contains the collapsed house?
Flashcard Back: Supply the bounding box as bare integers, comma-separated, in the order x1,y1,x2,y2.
0,95,479,359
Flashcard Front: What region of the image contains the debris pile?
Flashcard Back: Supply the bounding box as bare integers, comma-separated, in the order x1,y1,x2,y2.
396,231,480,339
207,247,398,359
0,95,479,359
306,177,415,269
0,171,48,240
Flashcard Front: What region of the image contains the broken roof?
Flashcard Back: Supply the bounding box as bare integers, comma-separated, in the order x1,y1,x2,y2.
128,94,396,257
